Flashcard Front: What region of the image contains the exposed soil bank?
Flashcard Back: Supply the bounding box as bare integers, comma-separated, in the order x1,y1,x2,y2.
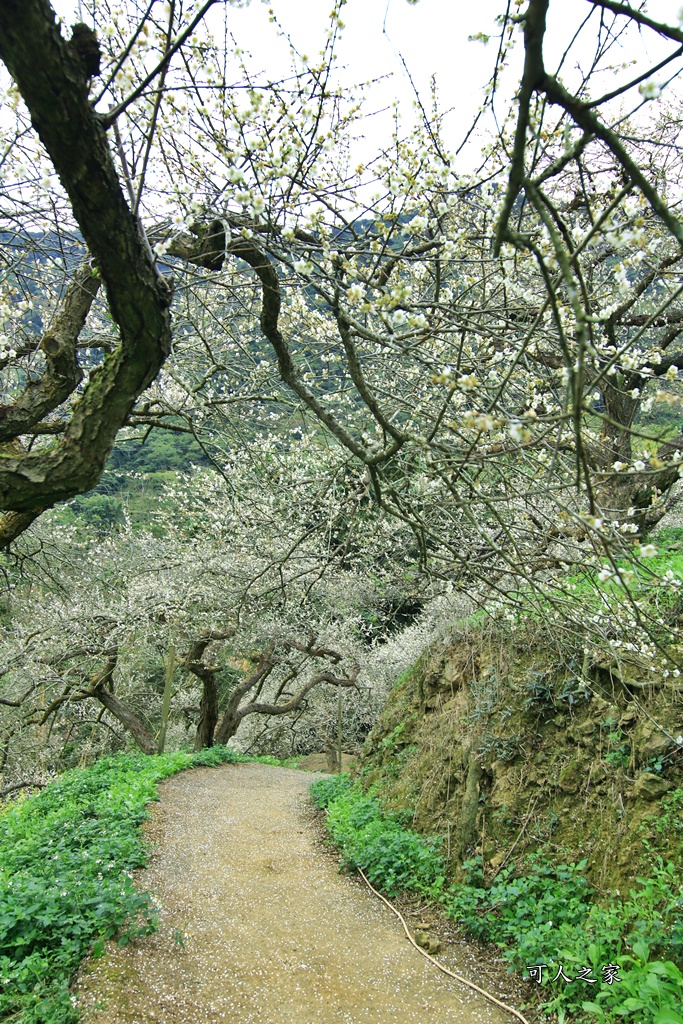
359,632,683,888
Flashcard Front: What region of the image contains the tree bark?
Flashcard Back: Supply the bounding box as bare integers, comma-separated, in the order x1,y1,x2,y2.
0,0,172,523
193,669,219,750
180,630,233,749
214,649,359,745
593,378,683,530
157,646,176,754
93,685,156,755
0,264,100,443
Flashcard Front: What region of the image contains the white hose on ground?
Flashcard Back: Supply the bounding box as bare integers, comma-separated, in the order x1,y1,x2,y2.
357,867,531,1024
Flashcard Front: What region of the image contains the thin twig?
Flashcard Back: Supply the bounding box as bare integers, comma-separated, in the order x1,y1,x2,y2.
490,793,540,882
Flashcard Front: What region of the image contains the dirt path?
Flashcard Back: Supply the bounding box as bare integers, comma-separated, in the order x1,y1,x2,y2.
76,763,510,1024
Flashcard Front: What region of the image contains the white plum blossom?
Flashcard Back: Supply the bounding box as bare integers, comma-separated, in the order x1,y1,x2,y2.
509,421,531,443
464,411,495,432
408,214,428,233
639,80,662,100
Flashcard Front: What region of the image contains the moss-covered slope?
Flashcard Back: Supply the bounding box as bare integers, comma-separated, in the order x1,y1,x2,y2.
359,627,683,890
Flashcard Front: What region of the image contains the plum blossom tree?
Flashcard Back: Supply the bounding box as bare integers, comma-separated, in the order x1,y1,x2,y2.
3,0,683,782
0,438,426,776
0,0,682,556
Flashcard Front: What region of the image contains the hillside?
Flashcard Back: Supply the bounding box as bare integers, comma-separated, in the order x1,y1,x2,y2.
359,626,683,890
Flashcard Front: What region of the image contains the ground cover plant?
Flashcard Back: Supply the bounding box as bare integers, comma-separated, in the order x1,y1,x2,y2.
310,774,445,897
449,854,683,1024
311,778,683,1024
0,746,245,1024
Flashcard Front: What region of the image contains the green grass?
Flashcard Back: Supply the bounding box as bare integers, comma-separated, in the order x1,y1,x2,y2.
0,745,284,1024
488,525,683,654
311,778,683,1024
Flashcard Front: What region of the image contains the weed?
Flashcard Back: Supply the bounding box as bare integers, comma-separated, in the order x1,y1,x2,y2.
604,729,631,769
309,773,353,809
465,671,502,724
523,671,555,711
580,940,683,1024
380,720,410,752
555,676,591,707
478,733,522,763
0,746,238,1024
313,779,683,1024
643,789,683,839
309,777,444,897
643,753,672,774
447,854,683,1024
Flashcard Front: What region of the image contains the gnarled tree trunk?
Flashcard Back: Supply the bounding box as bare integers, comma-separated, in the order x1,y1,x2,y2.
93,686,156,755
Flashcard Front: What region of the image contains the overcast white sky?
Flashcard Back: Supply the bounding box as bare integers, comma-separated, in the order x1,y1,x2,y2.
226,0,503,157
216,0,681,163
54,0,683,167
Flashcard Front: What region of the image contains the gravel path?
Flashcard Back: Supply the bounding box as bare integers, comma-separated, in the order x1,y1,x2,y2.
76,762,509,1024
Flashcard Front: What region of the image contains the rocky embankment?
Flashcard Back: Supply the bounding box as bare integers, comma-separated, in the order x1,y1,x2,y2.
359,629,683,888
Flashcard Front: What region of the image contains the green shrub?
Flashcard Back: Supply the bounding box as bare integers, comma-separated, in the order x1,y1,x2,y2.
309,773,353,808
446,854,683,1024
581,940,683,1024
310,778,444,897
0,746,236,1024
189,744,239,766
446,854,591,948
313,778,683,1024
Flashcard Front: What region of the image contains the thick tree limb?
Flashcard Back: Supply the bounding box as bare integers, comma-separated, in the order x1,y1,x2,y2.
0,682,37,707
180,630,233,749
225,237,370,462
93,685,156,755
0,0,173,521
0,509,46,546
85,651,155,755
213,640,359,745
239,668,359,720
165,224,404,465
0,264,100,443
214,647,276,745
